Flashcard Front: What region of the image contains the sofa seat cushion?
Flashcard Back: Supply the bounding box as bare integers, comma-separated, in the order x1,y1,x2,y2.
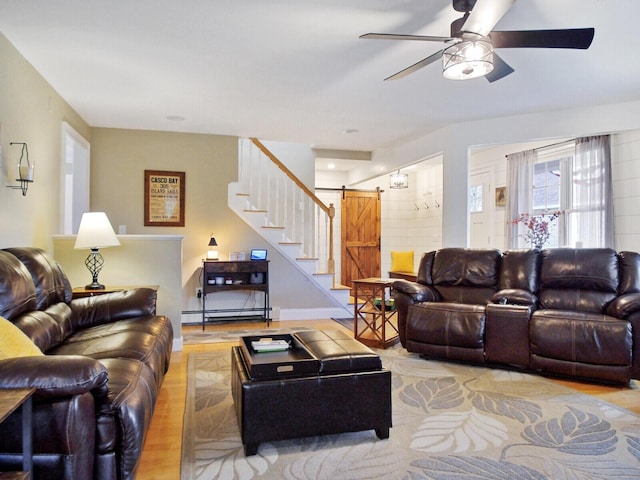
531,310,632,366
94,357,158,480
58,316,172,373
48,322,169,385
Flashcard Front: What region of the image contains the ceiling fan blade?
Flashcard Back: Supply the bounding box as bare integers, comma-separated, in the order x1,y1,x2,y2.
462,0,516,36
384,50,444,81
360,33,453,43
484,53,514,82
489,28,595,49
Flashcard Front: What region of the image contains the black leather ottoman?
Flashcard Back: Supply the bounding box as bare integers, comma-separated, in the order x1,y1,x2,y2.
231,329,392,456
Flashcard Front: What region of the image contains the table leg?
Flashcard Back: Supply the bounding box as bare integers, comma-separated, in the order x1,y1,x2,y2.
22,395,32,472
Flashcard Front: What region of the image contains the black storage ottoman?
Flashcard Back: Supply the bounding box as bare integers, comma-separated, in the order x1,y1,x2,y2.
231,329,392,456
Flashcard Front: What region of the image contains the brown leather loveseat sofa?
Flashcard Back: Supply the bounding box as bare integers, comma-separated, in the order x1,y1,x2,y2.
393,247,640,385
0,248,173,479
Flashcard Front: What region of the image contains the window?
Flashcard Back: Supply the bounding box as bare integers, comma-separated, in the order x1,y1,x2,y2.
530,155,565,248
469,184,483,213
507,136,612,249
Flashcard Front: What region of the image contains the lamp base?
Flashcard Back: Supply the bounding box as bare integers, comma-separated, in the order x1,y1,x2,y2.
84,282,106,290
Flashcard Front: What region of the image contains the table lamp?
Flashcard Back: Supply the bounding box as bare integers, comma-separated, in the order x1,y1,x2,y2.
207,235,219,260
74,212,121,290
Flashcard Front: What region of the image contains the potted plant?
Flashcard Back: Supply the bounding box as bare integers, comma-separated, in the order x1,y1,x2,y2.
512,211,562,249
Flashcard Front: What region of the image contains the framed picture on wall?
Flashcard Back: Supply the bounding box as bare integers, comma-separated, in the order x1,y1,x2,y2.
495,186,507,207
144,170,185,226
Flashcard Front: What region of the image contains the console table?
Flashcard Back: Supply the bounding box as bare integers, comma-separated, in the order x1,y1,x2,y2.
202,260,270,329
352,277,399,349
72,285,159,298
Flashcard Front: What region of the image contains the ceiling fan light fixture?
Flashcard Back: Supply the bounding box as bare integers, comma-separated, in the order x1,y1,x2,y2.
442,38,494,80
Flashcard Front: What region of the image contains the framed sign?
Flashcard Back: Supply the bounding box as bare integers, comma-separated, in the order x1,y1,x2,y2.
495,186,507,207
144,170,185,226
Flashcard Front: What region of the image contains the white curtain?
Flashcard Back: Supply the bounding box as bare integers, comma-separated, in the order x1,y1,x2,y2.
505,149,537,248
571,135,613,248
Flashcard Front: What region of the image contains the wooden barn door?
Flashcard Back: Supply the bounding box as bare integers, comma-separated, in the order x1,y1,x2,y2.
341,190,381,291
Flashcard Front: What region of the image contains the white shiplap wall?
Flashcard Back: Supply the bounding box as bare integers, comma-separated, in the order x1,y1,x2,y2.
315,129,640,285
611,130,640,251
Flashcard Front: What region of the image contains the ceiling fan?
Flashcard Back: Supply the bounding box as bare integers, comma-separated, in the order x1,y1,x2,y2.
360,0,594,82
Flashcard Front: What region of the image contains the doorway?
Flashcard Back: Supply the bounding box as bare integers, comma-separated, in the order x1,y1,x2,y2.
341,189,381,291
469,169,493,247
61,122,90,234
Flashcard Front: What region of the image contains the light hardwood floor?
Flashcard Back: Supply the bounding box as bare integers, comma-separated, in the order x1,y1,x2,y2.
136,319,640,480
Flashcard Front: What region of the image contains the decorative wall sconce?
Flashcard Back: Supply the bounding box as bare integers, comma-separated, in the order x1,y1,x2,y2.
207,235,219,260
389,170,408,189
7,142,34,196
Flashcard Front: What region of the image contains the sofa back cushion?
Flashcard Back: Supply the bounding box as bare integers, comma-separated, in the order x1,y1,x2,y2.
4,248,73,308
538,248,618,313
431,248,501,304
499,249,540,293
416,251,435,285
0,251,37,319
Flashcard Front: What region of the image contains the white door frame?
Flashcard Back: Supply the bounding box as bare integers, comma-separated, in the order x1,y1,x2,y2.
61,122,90,234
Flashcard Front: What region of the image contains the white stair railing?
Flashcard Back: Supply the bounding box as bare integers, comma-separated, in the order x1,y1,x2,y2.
238,138,335,275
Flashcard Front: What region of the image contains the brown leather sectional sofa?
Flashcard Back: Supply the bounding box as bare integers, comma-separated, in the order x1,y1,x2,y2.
0,248,173,479
393,248,640,385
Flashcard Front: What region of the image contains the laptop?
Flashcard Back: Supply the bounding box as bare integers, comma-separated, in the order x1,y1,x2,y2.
250,249,268,261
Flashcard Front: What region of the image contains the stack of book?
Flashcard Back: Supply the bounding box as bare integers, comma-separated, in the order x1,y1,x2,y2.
251,338,290,352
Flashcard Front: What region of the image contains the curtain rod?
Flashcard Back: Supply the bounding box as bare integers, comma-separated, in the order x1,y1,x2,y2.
505,138,575,158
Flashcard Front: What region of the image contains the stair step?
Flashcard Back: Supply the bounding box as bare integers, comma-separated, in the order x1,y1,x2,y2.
261,226,285,230
297,257,318,261
279,242,302,246
244,209,267,213
236,193,249,197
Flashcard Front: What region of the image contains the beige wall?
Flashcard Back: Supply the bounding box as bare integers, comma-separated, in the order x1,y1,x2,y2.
89,128,335,325
0,33,90,249
53,235,183,347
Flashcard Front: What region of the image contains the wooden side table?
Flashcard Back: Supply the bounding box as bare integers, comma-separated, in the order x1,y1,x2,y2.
72,285,159,299
388,271,417,282
352,278,399,349
0,388,35,477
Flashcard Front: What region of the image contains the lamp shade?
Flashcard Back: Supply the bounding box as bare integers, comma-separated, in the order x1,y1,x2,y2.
74,212,120,249
208,236,218,247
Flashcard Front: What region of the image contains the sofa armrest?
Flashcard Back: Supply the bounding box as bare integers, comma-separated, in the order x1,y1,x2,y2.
70,287,157,329
492,289,538,306
0,355,108,400
606,292,640,319
393,280,440,348
392,280,439,303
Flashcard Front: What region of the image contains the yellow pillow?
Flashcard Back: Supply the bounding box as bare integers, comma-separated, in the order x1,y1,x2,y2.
391,251,414,273
0,316,43,359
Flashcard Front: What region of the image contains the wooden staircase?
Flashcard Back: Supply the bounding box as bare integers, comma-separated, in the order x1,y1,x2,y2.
228,139,352,317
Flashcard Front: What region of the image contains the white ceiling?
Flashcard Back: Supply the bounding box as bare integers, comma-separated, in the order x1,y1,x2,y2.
1,0,638,156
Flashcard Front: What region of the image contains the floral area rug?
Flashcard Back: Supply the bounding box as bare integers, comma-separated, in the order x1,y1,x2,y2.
181,340,640,479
